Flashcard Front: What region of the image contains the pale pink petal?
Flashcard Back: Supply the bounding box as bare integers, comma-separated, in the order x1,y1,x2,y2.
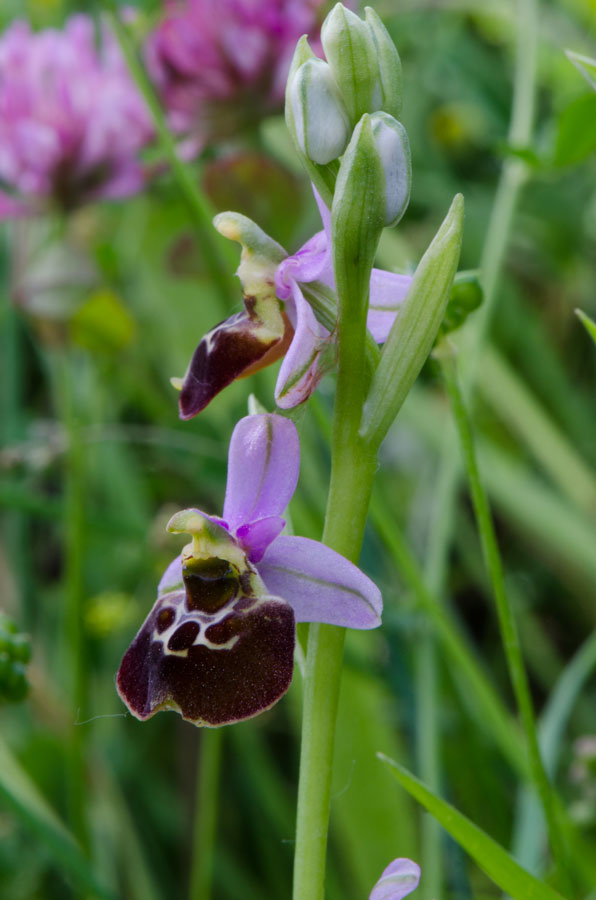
275,280,328,409
223,414,300,531
258,535,382,629
235,516,286,563
367,269,413,342
370,859,421,900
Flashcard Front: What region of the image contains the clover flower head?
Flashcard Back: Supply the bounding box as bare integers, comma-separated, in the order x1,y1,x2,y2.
176,187,413,419
145,0,326,148
117,413,381,726
0,15,153,218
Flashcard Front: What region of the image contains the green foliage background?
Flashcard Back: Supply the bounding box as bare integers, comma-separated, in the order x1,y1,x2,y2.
1,1,596,898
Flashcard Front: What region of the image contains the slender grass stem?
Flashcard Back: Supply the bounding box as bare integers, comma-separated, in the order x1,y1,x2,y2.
411,5,538,890
189,729,224,900
415,438,462,900
48,350,89,853
440,354,571,893
370,492,528,779
106,8,236,308
1,228,31,626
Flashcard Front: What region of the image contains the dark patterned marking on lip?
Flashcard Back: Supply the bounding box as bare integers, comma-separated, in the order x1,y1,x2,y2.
156,607,176,633
167,620,200,652
179,310,282,420
117,590,295,727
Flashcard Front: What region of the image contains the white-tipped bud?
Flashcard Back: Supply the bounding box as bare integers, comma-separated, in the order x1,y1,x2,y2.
365,7,403,119
370,112,411,227
321,3,378,125
289,58,351,165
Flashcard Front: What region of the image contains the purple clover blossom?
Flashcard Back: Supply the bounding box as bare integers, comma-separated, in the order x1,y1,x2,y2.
370,859,421,900
117,413,381,726
146,0,326,150
178,187,413,418
0,16,153,219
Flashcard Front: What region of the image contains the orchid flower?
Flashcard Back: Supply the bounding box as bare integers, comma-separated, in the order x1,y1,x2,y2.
370,858,421,900
117,413,381,726
177,188,412,419
0,16,153,219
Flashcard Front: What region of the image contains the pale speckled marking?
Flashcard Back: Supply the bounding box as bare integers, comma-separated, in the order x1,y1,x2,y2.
152,591,282,655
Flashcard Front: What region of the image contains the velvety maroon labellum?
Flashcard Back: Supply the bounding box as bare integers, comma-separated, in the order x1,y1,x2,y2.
179,307,292,420
117,563,296,727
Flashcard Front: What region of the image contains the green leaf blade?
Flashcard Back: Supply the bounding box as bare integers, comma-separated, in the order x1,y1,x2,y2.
378,755,566,900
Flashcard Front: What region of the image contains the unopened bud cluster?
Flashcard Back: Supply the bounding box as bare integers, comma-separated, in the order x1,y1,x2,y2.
0,614,31,703
287,3,411,227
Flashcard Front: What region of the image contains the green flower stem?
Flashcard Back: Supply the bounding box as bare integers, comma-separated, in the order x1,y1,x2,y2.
292,455,376,900
189,729,224,900
106,8,236,309
293,248,378,900
440,354,571,893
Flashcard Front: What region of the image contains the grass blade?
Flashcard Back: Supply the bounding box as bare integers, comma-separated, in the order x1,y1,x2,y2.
378,755,566,900
0,735,117,900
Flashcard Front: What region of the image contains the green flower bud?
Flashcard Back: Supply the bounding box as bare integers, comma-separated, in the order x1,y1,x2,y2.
439,270,483,336
288,58,351,165
365,7,403,118
321,3,378,125
370,111,411,226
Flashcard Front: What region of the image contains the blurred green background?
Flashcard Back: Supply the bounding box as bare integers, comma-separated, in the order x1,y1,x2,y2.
1,1,596,898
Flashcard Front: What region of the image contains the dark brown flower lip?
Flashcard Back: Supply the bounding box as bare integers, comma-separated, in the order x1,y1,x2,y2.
179,307,290,420
116,581,296,727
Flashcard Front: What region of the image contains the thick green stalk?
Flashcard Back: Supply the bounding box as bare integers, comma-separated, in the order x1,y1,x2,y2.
190,729,224,900
293,245,377,899
292,448,377,900
106,9,236,308
440,356,571,893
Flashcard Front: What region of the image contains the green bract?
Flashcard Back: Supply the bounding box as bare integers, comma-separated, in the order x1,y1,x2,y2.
361,193,465,448
332,115,385,327
365,7,403,119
